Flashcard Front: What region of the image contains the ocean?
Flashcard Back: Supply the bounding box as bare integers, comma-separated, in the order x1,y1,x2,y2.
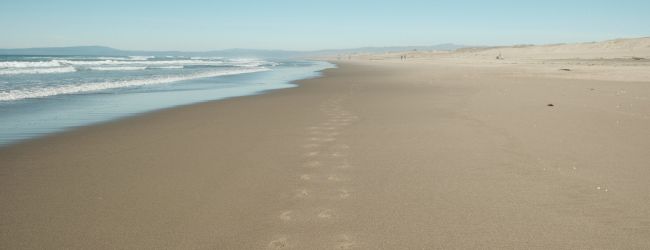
0,55,333,146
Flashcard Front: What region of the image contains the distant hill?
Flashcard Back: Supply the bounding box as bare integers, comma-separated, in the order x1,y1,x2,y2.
0,46,298,58
0,46,128,56
307,43,466,56
0,44,466,58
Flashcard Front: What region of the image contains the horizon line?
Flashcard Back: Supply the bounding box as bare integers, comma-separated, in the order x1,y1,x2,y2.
1,36,648,53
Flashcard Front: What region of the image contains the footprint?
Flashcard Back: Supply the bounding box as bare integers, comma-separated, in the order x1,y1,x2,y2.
280,211,293,221
295,189,309,198
328,175,344,182
336,234,357,249
331,152,346,158
305,161,321,168
339,189,351,199
304,151,319,157
268,237,290,249
300,174,311,181
318,209,333,219
302,144,320,148
336,162,352,169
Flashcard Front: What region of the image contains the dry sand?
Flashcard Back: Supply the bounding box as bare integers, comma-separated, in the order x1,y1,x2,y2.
2,38,650,249
347,37,650,82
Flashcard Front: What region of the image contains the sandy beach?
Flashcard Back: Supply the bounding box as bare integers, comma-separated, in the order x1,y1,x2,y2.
2,39,650,249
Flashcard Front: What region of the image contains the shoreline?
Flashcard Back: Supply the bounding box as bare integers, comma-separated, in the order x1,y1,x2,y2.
2,60,650,248
5,68,334,150
0,60,333,148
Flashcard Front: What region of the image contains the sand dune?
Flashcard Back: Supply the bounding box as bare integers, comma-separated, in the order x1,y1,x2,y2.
339,37,650,82
458,37,650,59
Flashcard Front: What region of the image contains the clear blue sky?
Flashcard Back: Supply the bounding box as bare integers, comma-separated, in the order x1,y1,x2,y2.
1,0,648,51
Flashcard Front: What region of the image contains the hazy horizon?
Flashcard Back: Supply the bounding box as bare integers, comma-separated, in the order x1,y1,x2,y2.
1,0,649,51
0,43,468,52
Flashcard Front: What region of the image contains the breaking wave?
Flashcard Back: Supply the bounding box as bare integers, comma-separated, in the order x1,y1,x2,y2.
0,67,269,101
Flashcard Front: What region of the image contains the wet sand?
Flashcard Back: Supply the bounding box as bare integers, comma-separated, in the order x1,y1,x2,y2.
2,60,650,249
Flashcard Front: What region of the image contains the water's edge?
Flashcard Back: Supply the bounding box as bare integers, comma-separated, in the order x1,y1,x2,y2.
0,60,336,148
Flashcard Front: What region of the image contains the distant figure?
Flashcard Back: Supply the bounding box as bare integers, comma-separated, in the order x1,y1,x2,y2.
496,52,504,60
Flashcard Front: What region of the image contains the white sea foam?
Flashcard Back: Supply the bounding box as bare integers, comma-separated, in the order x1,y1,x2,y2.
0,67,269,101
96,56,126,60
0,59,225,69
88,66,147,71
191,56,224,60
55,59,225,66
0,58,270,71
127,56,154,61
0,66,77,75
0,61,62,68
148,65,184,69
229,58,259,63
235,61,280,67
228,58,279,67
0,58,275,76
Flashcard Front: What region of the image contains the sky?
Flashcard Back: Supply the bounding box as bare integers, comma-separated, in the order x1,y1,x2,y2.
1,0,649,51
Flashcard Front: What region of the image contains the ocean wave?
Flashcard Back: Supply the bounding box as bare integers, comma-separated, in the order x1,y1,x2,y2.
0,66,77,75
88,66,147,71
95,56,127,60
55,59,226,66
234,62,280,67
0,68,270,101
190,56,224,60
0,61,62,68
127,56,154,61
0,58,276,76
228,58,280,68
0,59,225,68
148,65,184,69
0,58,275,70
